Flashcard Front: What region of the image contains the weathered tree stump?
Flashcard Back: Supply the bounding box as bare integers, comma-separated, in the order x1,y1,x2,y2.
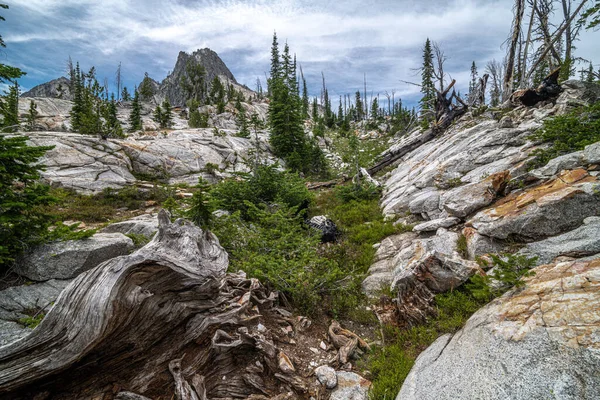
0,210,313,400
512,68,562,107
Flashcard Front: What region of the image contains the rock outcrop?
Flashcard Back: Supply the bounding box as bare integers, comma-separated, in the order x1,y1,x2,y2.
21,77,72,100
397,257,600,400
468,169,600,240
25,129,278,193
0,279,72,346
15,233,134,281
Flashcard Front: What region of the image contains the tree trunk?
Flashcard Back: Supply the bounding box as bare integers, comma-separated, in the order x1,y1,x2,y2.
503,0,526,102
0,211,322,400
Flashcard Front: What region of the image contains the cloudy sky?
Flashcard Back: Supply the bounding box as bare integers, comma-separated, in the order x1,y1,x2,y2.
2,0,599,106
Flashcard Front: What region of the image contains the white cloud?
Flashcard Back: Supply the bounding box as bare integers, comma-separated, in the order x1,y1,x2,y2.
6,0,600,105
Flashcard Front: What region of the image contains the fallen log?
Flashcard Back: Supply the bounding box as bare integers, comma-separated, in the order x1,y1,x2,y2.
0,210,315,400
512,67,562,107
367,129,437,175
367,80,467,175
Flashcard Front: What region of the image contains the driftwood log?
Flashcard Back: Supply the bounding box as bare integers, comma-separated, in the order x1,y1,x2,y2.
0,210,331,400
512,68,562,107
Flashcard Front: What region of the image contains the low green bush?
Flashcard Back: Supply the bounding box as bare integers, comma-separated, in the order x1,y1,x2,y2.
210,164,313,219
466,253,537,302
528,101,600,170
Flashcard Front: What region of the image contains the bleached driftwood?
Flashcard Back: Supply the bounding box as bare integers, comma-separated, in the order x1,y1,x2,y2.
0,210,307,399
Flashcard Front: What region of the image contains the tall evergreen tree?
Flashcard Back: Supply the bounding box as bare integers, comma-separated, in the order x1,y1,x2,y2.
469,61,478,104
1,82,19,131
419,38,435,128
121,86,131,101
371,97,379,120
181,62,206,105
300,66,309,119
267,33,325,174
26,100,38,131
129,90,142,132
161,99,172,128
139,72,154,102
104,93,122,137
355,91,364,121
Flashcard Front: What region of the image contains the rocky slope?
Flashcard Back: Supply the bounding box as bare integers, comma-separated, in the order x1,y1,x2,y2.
357,80,600,399
398,258,600,400
26,128,277,193
21,76,72,100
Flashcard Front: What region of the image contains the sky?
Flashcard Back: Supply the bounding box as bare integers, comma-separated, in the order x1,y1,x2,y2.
2,0,599,107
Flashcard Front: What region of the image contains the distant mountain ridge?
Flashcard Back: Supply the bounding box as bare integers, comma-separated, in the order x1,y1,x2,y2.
149,48,239,106
20,48,239,106
21,77,72,100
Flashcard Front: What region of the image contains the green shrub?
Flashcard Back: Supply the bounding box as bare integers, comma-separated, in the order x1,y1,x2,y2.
125,233,151,247
46,221,97,241
211,204,345,314
189,110,209,128
210,164,312,219
528,101,600,170
466,253,537,302
334,183,382,203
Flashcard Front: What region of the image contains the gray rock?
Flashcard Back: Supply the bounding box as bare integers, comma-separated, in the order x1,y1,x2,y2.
21,77,72,100
408,188,441,219
583,141,600,165
530,151,584,179
15,233,134,281
24,129,278,193
391,229,478,325
0,279,71,346
362,232,418,296
397,257,600,400
519,217,600,265
469,170,600,240
413,217,460,232
315,365,337,389
330,371,371,400
101,214,159,239
462,227,504,260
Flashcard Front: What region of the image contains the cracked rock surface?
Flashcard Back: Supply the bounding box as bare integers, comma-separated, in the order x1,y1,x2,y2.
397,257,600,400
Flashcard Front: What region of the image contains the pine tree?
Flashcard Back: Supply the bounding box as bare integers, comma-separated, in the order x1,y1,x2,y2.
419,38,436,128
355,91,364,121
121,86,131,101
26,100,38,131
0,135,56,267
181,61,207,104
371,97,379,121
267,33,325,174
104,94,122,138
1,82,19,132
153,105,163,125
469,61,478,101
312,97,318,121
301,68,309,119
161,99,172,128
129,90,142,132
587,63,595,83
139,72,154,102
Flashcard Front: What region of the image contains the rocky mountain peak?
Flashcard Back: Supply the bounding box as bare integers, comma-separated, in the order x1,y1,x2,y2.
21,76,72,101
145,47,238,106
